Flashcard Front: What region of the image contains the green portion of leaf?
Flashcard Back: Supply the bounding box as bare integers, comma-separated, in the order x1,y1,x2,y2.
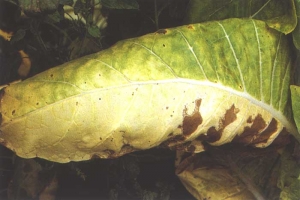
291,85,300,132
100,0,139,10
278,146,300,200
293,0,300,49
1,18,291,118
184,0,297,34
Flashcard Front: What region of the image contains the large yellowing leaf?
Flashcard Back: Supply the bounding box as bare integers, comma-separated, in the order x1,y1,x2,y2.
0,18,298,163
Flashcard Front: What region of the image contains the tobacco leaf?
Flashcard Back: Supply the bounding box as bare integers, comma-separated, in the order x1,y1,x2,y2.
0,18,298,163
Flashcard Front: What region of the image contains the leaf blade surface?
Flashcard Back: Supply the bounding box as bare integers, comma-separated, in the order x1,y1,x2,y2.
0,18,297,163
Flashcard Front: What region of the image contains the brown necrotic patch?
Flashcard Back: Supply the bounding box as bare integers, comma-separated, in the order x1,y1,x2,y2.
222,104,239,128
233,114,267,144
196,104,239,143
197,127,221,143
182,99,203,136
252,118,278,144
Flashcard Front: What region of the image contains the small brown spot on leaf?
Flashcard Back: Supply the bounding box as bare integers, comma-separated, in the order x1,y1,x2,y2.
166,106,169,109
162,44,165,47
36,102,39,105
156,29,167,34
12,110,15,115
182,99,203,136
50,74,53,78
76,102,78,106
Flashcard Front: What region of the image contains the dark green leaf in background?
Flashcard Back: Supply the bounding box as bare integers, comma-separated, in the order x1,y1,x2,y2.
293,0,300,49
184,0,297,34
278,145,300,200
19,0,60,15
100,0,139,10
88,25,101,38
291,85,300,132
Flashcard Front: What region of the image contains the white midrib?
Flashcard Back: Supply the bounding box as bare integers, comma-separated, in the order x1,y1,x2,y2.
7,78,298,136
